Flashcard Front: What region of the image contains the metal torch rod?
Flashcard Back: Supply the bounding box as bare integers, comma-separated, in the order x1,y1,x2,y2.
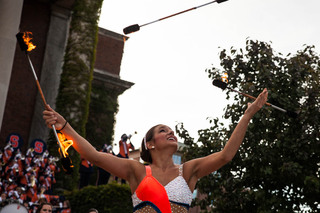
140,0,218,28
229,87,287,113
123,0,228,34
26,54,66,158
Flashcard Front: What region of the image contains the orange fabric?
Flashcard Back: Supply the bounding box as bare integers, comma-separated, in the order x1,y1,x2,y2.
20,193,27,202
135,166,172,213
20,174,28,186
119,141,134,157
31,193,38,203
81,158,92,168
3,149,12,163
26,185,37,200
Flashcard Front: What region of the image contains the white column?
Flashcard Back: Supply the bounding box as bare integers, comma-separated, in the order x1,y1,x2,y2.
0,0,24,130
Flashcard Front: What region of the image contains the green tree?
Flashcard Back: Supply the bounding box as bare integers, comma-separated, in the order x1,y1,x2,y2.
66,183,132,213
176,40,320,212
49,0,104,191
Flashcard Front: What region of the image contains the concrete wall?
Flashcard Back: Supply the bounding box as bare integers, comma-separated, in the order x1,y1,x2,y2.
0,1,133,153
0,0,51,152
29,5,72,144
0,0,24,130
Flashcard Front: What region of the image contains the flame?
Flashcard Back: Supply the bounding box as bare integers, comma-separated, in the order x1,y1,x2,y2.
22,32,36,51
221,72,228,83
57,132,73,158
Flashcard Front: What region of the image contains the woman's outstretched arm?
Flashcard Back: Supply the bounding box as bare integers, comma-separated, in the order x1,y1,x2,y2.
42,105,139,181
184,88,268,189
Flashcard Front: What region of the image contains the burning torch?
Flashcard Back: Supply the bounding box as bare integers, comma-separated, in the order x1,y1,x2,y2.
123,0,228,34
212,74,297,118
16,32,73,174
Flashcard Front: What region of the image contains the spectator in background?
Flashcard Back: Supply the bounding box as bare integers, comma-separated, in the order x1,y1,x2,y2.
60,199,71,213
79,155,94,189
33,185,51,204
96,144,114,186
35,202,52,213
2,143,13,164
115,134,134,184
23,200,30,212
88,208,98,213
0,192,7,207
0,142,64,212
118,134,134,159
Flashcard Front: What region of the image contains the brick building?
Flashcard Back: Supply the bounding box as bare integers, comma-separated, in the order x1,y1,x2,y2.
0,0,133,152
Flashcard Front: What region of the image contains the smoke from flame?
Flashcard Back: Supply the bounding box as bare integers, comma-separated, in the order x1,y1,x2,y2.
221,72,228,83
22,32,36,51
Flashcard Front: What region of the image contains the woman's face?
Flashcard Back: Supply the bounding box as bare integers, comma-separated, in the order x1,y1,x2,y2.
152,125,178,149
40,204,52,213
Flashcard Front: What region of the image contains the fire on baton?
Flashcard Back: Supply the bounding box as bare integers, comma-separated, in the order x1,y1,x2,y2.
16,32,74,174
123,0,228,34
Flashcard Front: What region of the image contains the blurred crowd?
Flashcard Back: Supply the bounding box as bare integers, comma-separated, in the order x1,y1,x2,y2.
0,142,71,212
0,133,135,212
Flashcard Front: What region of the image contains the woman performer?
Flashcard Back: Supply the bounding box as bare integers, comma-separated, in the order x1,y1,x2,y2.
43,89,268,213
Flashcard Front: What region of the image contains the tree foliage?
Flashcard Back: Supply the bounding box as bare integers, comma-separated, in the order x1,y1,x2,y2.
66,183,132,213
176,40,320,212
49,0,104,191
86,84,119,150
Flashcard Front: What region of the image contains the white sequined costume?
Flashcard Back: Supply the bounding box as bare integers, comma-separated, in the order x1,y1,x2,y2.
132,164,193,213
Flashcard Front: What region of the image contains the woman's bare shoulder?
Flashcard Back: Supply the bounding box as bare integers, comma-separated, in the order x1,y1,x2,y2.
127,160,148,193
129,159,147,171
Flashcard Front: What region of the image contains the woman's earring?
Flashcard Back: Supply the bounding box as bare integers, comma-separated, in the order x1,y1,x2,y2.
151,146,155,149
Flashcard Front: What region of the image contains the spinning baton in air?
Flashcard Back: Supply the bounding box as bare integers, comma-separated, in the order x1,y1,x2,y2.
212,79,297,118
123,0,228,34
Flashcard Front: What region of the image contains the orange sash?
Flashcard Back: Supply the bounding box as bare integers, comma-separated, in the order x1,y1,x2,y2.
135,166,172,213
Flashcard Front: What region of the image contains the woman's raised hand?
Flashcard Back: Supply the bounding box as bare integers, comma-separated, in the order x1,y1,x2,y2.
244,88,268,117
43,105,66,130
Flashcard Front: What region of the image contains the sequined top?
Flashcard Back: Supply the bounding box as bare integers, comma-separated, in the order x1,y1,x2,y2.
132,164,193,213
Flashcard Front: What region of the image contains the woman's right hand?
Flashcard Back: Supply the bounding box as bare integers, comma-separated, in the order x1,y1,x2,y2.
43,105,66,130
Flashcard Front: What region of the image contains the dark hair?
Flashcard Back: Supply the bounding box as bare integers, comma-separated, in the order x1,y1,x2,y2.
88,208,99,213
121,134,128,141
36,202,52,213
64,199,71,208
140,124,162,164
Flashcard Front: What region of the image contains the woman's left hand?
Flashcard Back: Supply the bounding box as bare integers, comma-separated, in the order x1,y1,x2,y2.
244,88,268,117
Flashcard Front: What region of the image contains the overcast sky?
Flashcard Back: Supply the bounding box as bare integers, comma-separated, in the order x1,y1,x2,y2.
98,0,320,152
